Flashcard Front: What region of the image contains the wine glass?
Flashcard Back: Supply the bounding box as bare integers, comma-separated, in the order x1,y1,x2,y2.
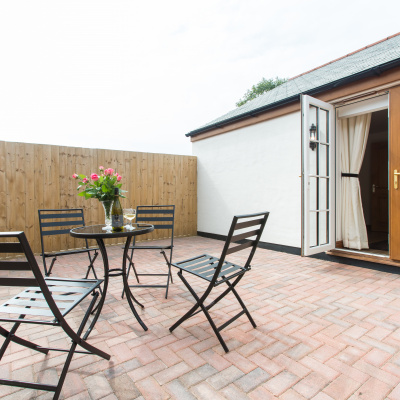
123,208,136,230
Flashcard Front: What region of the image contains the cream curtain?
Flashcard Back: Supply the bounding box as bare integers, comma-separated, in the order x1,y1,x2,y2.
340,114,371,250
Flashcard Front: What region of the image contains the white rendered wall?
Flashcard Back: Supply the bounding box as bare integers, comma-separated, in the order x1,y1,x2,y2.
193,111,302,248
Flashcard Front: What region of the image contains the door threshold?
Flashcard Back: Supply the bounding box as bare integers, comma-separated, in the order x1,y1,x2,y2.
327,248,400,267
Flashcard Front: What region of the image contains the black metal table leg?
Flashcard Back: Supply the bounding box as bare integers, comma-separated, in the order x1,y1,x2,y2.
83,238,109,340
122,236,148,330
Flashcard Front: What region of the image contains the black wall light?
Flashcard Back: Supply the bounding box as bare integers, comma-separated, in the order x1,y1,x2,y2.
309,123,317,151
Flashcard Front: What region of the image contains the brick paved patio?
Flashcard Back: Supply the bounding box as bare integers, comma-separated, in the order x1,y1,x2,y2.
2,235,400,399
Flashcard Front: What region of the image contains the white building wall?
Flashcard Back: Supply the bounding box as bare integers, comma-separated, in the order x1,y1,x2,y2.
193,111,302,248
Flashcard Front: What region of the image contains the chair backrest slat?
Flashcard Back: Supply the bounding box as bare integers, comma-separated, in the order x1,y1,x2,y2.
39,212,84,219
41,228,75,237
231,229,260,243
136,217,174,222
234,217,265,230
226,240,255,255
0,261,32,271
40,220,84,228
0,277,39,287
137,209,173,215
0,242,24,253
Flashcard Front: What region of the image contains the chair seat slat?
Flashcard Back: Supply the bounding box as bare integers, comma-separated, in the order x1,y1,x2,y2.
27,285,90,294
186,258,227,275
6,298,73,309
130,245,172,250
43,247,98,257
16,292,81,301
0,306,55,317
203,263,240,279
176,255,219,269
45,279,97,288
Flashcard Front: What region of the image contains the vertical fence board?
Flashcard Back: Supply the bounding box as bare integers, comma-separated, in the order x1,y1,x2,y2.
0,141,6,233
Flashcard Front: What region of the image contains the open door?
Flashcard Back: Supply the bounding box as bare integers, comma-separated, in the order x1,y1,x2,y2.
389,86,400,261
302,95,335,256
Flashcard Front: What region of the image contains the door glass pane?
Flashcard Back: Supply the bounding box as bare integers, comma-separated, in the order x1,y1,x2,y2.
319,178,328,210
318,211,329,245
319,144,328,177
310,212,317,247
319,109,328,143
309,105,317,142
309,144,317,176
309,177,317,211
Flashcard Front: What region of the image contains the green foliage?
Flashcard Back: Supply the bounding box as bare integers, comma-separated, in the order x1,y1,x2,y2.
236,77,287,107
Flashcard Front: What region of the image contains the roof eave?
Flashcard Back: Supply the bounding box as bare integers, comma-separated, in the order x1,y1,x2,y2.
186,58,400,138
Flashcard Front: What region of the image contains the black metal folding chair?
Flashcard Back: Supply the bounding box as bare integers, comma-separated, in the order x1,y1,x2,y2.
122,205,175,299
39,209,99,278
0,231,110,399
169,211,269,352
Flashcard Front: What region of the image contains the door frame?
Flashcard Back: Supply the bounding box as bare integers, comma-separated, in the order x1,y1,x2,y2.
334,93,389,255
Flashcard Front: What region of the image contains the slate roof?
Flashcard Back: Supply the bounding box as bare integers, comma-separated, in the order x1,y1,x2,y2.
187,33,400,137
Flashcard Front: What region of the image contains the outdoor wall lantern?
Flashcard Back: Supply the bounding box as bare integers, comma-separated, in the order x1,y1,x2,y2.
309,123,317,151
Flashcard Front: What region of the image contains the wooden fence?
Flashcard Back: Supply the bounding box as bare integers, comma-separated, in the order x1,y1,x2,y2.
0,141,197,254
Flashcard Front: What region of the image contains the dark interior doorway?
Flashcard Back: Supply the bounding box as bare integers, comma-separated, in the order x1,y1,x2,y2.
359,109,389,254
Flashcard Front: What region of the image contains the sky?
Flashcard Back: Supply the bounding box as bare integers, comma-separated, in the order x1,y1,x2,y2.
1,0,400,156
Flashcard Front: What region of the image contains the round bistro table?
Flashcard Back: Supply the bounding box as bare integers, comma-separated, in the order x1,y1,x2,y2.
70,224,154,337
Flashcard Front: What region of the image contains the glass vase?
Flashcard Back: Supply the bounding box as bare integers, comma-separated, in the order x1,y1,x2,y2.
101,200,113,230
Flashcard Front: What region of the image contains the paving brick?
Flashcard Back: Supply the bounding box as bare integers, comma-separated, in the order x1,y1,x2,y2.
206,365,244,390
224,350,257,373
292,371,330,398
219,383,250,400
322,373,361,400
153,361,191,385
164,379,197,400
83,373,114,400
348,377,392,400
108,373,141,400
190,381,226,400
135,376,169,400
263,370,300,396
235,367,271,393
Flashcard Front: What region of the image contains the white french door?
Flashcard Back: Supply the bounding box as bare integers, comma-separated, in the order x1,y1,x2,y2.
301,95,335,256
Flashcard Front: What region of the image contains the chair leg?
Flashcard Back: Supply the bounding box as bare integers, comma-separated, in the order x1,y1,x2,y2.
121,249,140,299
161,250,173,299
226,280,256,328
0,324,49,359
85,250,99,279
54,292,109,399
170,272,230,352
46,256,57,276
